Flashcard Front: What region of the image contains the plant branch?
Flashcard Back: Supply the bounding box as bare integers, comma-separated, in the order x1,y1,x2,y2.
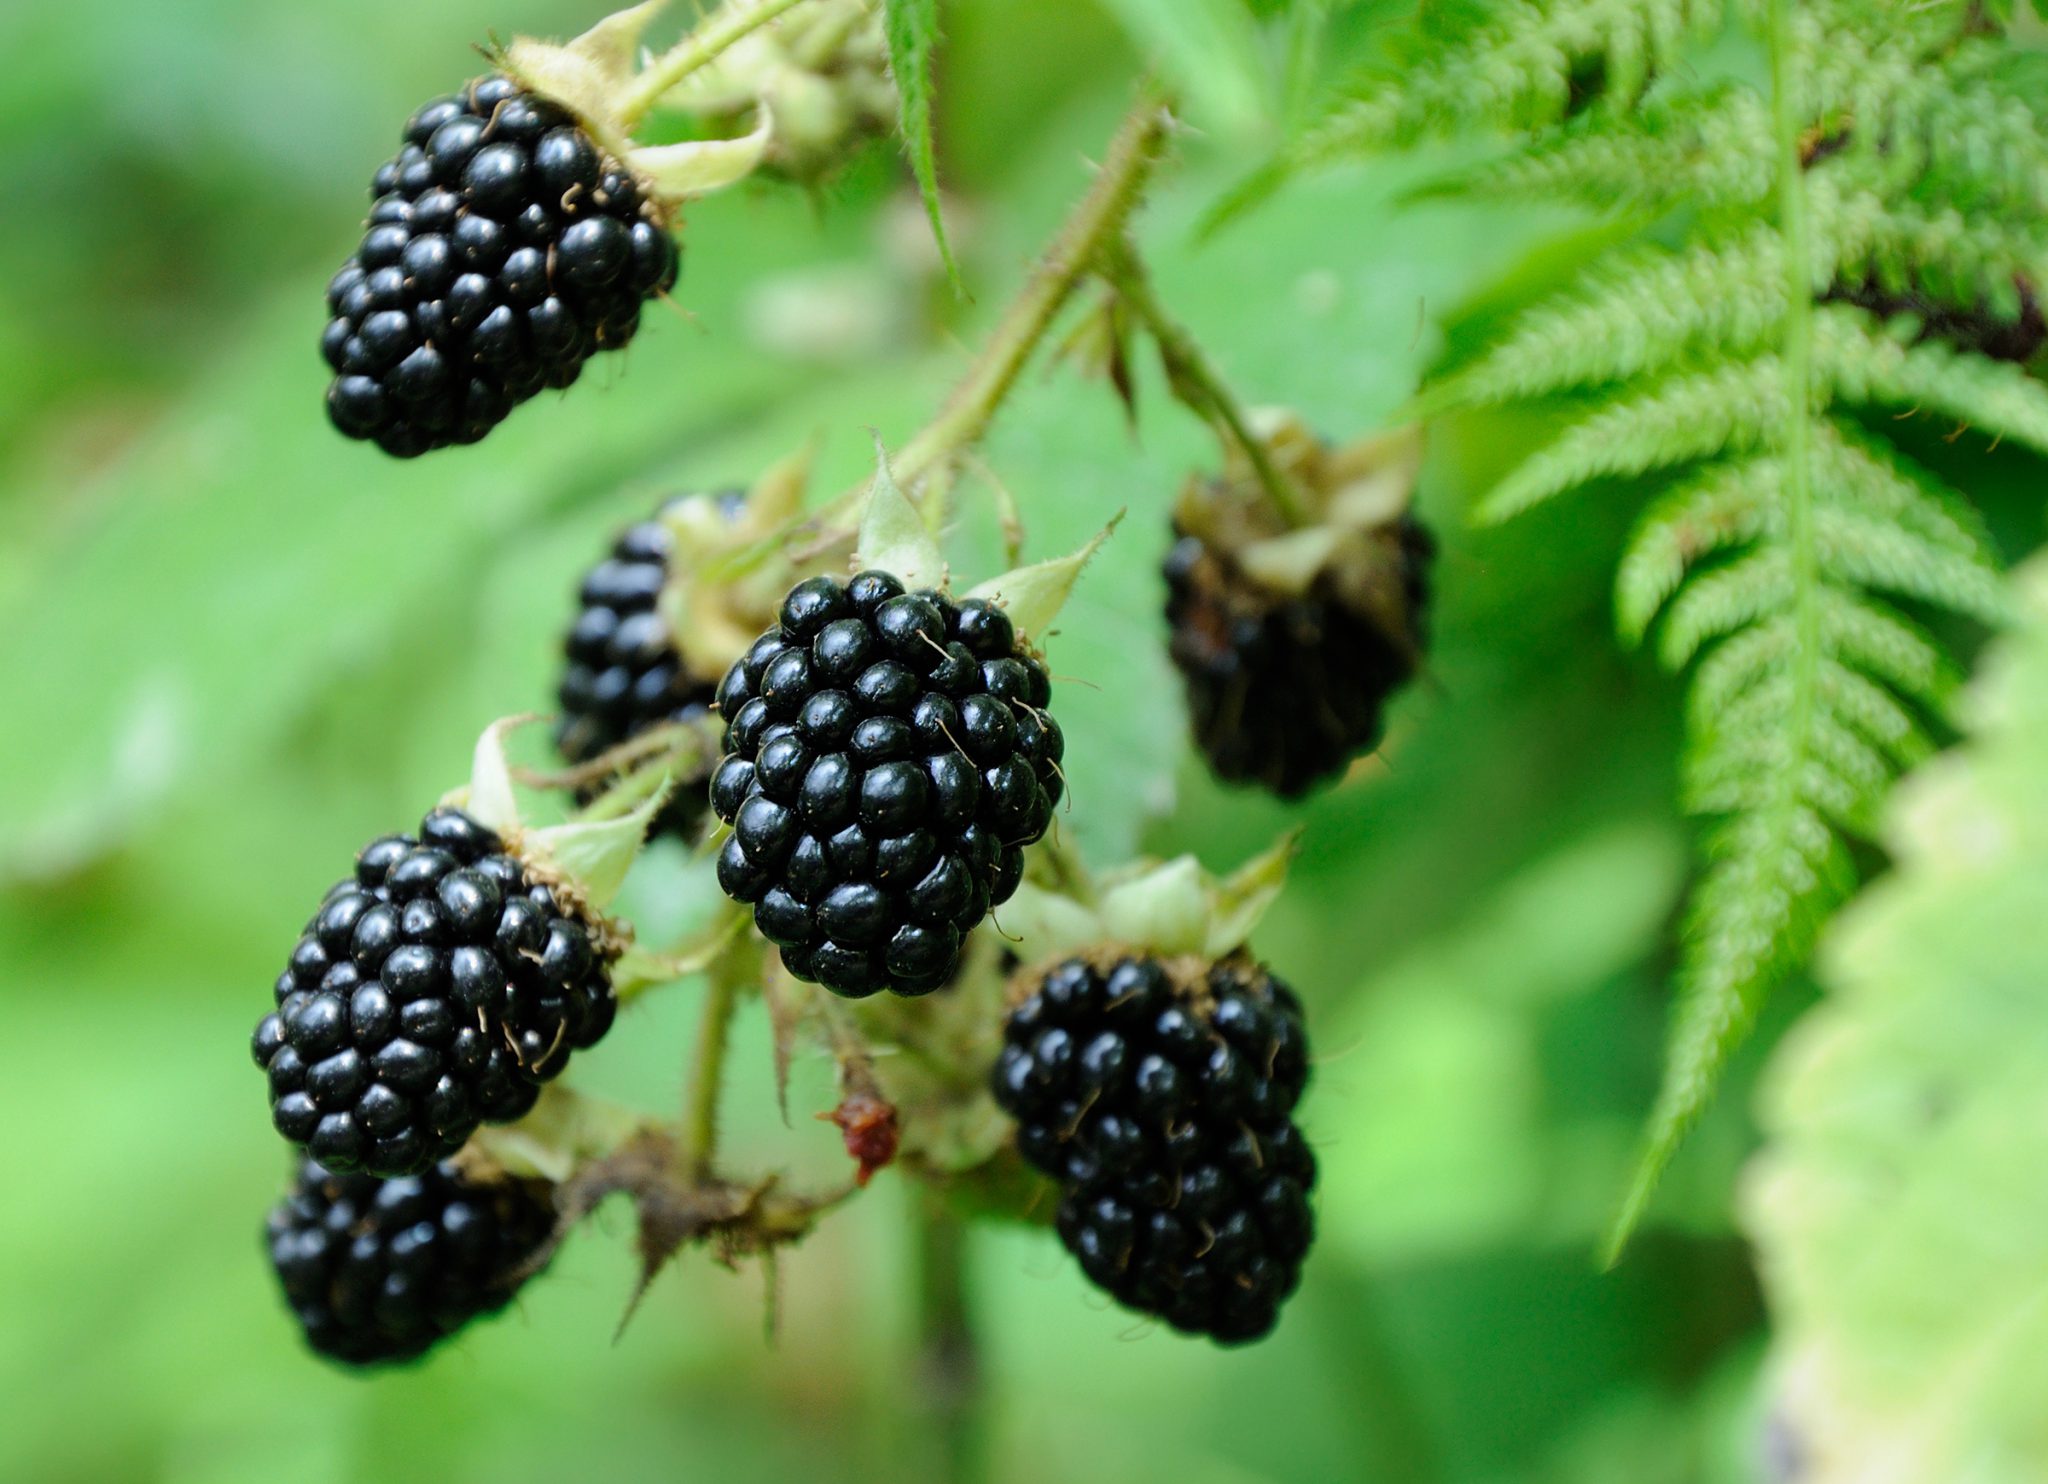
680,945,747,1182
1099,233,1309,526
616,0,818,128
810,85,1175,535
913,1193,986,1484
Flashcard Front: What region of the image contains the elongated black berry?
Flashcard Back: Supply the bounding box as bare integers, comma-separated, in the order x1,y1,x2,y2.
323,75,680,457
251,806,617,1177
555,492,740,838
266,1156,555,1365
993,953,1316,1344
1164,512,1433,799
710,572,1064,997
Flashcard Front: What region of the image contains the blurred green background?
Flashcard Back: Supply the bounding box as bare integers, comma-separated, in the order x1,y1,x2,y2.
0,2,1789,1480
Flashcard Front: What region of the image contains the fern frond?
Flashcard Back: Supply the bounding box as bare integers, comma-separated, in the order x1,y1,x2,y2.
1616,455,1778,641
1814,306,2048,453
1475,358,1787,522
1295,0,1724,168
1257,0,2033,1260
1434,227,1797,408
1416,80,1773,208
1606,802,1853,1263
1814,587,1962,710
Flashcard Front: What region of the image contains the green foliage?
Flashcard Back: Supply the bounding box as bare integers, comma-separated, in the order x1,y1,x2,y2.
882,0,961,289
1245,0,2048,1254
1743,555,2048,1484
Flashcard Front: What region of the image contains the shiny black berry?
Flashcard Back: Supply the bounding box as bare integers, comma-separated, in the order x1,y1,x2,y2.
710,573,1064,997
993,953,1316,1344
554,492,741,838
265,1156,555,1365
251,806,618,1177
1163,512,1433,799
323,75,681,457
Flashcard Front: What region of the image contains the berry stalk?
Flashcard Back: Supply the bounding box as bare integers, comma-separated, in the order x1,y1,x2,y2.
615,0,822,129
913,1193,986,1484
811,85,1174,529
1098,234,1310,527
680,940,750,1180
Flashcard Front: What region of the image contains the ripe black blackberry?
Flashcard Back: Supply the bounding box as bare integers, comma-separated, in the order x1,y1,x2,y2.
709,572,1064,998
251,806,618,1178
555,493,738,838
322,74,680,457
992,953,1317,1344
266,1156,556,1366
1164,510,1433,799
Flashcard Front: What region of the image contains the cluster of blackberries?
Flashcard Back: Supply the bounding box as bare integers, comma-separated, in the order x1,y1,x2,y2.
266,1156,556,1366
251,806,617,1178
994,954,1317,1344
1164,514,1434,799
710,573,1064,998
323,75,680,456
556,493,737,839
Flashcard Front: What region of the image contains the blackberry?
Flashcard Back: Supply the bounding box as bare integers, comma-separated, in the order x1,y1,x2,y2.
709,572,1064,998
555,492,739,838
322,75,680,457
266,1156,555,1366
251,806,618,1177
993,954,1316,1344
1164,511,1433,799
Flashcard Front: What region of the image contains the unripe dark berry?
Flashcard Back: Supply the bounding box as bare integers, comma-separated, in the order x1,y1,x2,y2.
554,492,742,838
265,1156,555,1365
251,807,618,1177
1163,511,1433,799
711,574,1063,997
323,75,681,457
994,953,1316,1344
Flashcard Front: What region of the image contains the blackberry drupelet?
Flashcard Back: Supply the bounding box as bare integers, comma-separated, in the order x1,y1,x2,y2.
266,1156,556,1366
993,954,1317,1344
709,572,1064,998
251,806,618,1178
555,493,737,839
322,74,681,457
1163,511,1434,799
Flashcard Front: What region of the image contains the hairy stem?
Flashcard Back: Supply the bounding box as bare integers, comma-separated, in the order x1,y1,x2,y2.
680,953,744,1181
913,1194,986,1484
875,87,1175,502
617,0,817,127
1100,234,1309,525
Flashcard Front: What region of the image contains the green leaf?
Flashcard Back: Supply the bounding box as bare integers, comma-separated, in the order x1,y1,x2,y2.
1743,556,2048,1483
881,0,961,294
962,513,1121,647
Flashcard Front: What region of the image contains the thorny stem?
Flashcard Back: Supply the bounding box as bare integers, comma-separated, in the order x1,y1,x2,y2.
816,85,1176,530
615,0,818,128
1099,234,1310,526
681,948,746,1182
913,1194,986,1484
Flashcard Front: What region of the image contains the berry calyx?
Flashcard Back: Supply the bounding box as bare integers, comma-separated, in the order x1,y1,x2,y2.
251,806,620,1177
709,572,1065,998
993,951,1316,1345
266,1155,556,1365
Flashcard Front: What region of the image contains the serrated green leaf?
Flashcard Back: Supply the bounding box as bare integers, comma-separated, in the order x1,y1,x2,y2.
1744,557,2048,1483
881,0,961,294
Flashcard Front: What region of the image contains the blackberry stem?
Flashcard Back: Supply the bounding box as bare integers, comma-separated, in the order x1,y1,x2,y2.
878,85,1176,502
1098,234,1311,526
681,946,746,1181
913,1193,986,1484
616,0,818,128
